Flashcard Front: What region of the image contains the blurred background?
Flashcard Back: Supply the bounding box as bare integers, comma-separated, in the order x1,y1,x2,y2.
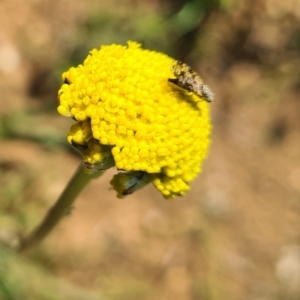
0,0,300,299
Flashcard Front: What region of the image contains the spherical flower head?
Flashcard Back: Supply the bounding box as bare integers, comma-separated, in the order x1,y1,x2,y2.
57,41,212,199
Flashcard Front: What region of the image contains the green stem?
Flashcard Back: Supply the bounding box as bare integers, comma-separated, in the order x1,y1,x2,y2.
19,163,103,253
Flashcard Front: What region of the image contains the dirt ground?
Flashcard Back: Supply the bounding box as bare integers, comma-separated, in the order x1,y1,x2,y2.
1,0,300,299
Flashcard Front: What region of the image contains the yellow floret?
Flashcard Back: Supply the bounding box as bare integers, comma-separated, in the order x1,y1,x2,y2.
66,121,114,172
58,41,212,198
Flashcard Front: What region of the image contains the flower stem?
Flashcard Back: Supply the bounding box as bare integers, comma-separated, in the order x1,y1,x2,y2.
19,163,103,253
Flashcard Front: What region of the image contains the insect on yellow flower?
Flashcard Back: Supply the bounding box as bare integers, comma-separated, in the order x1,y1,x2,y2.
57,41,213,199
18,41,215,254
169,60,214,103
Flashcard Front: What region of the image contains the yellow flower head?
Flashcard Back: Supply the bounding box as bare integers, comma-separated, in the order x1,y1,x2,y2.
57,41,212,199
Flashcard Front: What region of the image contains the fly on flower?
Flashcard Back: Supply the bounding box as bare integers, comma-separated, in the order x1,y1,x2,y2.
168,61,214,103
58,41,212,198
